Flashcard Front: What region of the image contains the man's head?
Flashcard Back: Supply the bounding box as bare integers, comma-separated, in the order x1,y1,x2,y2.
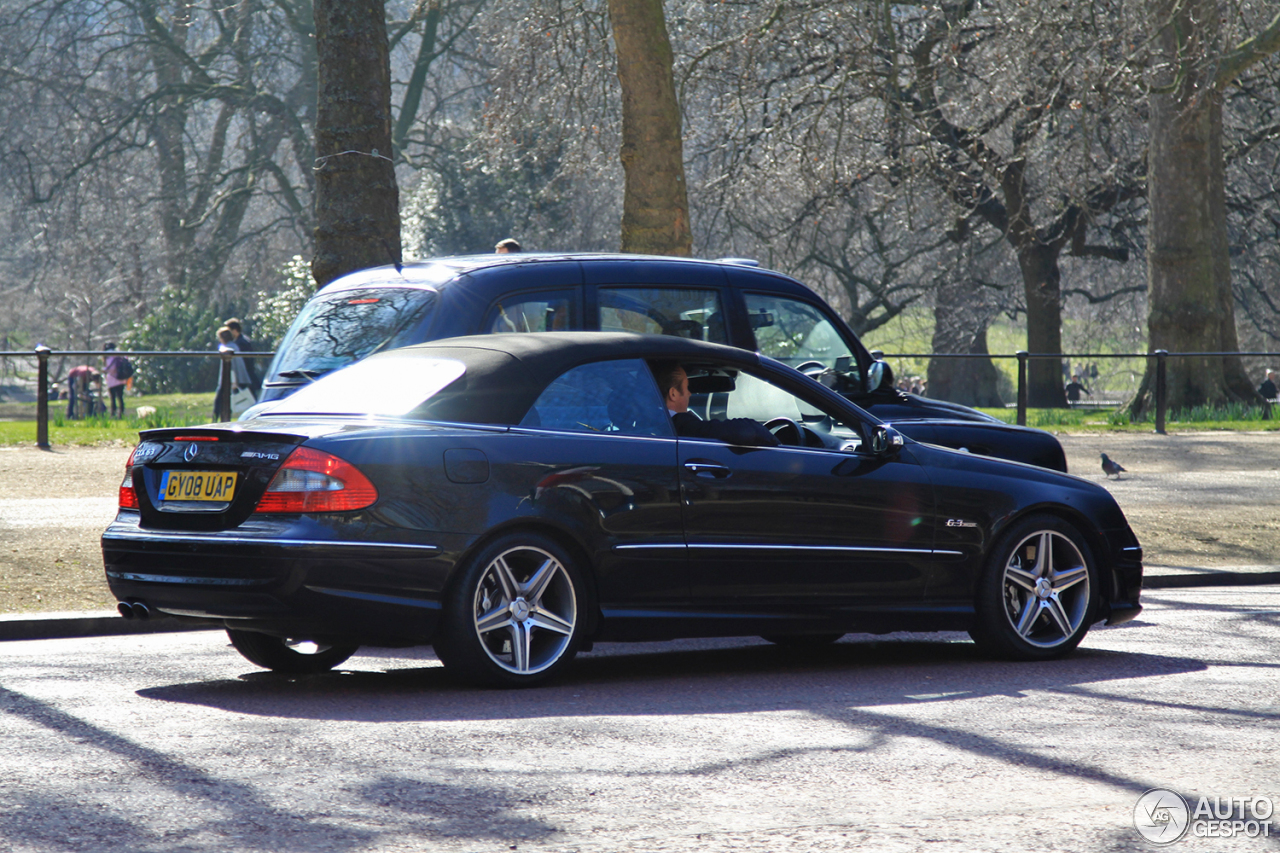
217,326,234,344
653,361,690,413
224,318,242,338
495,238,521,254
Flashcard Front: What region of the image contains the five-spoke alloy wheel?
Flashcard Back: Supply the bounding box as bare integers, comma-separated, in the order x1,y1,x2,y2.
436,532,586,687
970,515,1098,660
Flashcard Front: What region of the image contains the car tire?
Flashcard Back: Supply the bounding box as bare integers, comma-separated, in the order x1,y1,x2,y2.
761,633,844,647
969,514,1099,661
435,532,587,688
226,629,358,674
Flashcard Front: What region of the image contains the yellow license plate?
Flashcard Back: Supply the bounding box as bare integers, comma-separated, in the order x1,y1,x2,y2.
160,470,237,502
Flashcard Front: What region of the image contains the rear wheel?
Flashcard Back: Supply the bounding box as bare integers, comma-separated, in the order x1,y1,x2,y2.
226,629,358,674
435,532,586,688
969,515,1098,660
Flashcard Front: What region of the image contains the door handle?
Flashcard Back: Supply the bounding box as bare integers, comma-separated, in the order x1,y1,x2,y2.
683,461,731,479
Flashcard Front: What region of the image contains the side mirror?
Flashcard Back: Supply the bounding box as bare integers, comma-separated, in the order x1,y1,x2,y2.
867,359,894,392
870,425,904,455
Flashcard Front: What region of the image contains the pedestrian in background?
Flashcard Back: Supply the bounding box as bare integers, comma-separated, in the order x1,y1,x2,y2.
224,318,260,394
103,342,127,418
212,326,250,420
1065,374,1091,407
1259,369,1277,401
495,238,521,253
65,364,100,420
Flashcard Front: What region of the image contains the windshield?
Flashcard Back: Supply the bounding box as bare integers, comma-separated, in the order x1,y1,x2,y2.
261,355,465,418
743,292,863,391
266,287,437,382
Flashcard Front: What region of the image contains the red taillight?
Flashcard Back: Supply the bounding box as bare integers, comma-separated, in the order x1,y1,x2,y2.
119,446,139,509
254,447,378,513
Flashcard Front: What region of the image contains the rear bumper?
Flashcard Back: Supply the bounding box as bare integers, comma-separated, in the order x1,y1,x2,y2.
102,514,457,644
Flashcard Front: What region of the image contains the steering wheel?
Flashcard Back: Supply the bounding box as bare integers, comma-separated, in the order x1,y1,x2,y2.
765,416,803,446
796,360,827,378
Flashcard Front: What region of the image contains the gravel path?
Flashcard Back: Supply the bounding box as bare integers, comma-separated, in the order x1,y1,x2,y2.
0,432,1275,614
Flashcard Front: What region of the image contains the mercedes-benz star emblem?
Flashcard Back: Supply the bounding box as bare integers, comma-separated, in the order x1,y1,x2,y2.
183,443,200,462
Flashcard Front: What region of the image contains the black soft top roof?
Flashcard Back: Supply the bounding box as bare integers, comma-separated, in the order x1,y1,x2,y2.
382,332,760,425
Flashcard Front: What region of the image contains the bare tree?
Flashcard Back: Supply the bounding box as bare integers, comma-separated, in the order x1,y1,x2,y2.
312,0,401,287
0,0,320,349
607,0,691,255
1131,0,1280,413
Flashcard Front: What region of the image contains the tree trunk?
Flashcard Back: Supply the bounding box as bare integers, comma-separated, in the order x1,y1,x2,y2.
927,273,1003,407
1133,0,1258,415
1017,242,1068,408
608,0,691,256
312,0,401,289
140,0,195,292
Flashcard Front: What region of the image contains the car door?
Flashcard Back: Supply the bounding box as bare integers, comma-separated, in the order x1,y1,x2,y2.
674,367,937,613
513,358,687,608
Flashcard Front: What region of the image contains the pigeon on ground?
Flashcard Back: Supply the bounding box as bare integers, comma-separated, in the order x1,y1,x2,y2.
1100,452,1126,479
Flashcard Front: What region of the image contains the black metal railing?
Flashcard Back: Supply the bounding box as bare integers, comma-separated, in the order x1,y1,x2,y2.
0,348,273,448
869,350,1280,433
3,347,1277,447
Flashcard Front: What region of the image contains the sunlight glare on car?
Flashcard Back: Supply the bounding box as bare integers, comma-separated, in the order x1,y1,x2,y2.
264,355,465,417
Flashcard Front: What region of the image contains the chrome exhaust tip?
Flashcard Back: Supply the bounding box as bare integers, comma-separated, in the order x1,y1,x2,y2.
117,601,151,620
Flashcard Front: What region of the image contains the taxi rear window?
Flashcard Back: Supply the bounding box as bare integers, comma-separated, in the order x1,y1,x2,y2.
269,288,437,379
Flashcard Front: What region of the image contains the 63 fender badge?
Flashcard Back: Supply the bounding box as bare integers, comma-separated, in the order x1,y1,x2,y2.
946,519,978,528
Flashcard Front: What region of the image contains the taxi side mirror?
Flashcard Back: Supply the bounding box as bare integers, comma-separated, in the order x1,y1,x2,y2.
867,359,895,392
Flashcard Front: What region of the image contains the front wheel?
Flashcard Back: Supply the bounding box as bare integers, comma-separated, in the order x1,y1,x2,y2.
969,515,1098,661
435,532,587,688
226,629,358,674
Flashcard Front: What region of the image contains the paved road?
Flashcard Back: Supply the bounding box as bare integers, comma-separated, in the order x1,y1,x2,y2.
2,588,1278,852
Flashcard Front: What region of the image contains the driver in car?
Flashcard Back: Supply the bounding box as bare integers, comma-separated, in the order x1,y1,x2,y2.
652,361,780,447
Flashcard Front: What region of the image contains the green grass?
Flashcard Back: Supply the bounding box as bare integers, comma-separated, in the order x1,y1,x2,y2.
976,404,1280,432
0,393,217,446
2,389,1276,447
861,310,1150,403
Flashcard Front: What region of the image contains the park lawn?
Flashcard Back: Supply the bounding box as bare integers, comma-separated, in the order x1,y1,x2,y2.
0,392,218,446
975,406,1280,432
1,391,1276,446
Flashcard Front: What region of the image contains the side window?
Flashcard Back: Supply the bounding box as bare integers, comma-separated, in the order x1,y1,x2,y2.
484,291,576,334
744,293,857,375
686,367,863,451
519,358,672,437
598,287,728,344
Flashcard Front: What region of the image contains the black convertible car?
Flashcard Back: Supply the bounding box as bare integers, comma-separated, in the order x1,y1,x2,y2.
104,334,1142,686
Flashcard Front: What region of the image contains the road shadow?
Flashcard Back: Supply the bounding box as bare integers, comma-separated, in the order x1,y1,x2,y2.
136,632,1208,723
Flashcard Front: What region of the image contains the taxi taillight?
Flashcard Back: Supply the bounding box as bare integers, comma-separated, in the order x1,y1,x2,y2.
253,447,378,513
119,446,139,509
